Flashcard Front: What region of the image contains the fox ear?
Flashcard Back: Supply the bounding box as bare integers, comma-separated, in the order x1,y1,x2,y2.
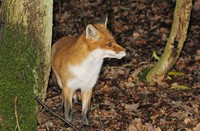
86,24,100,40
104,13,108,28
95,14,108,28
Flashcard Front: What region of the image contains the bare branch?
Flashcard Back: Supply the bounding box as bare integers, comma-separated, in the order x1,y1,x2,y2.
14,97,21,131
35,96,79,131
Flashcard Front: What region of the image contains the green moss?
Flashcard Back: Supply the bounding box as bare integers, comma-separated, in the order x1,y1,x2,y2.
0,24,40,130
138,68,150,82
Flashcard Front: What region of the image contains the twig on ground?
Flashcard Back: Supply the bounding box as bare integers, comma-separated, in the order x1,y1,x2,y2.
14,97,21,131
58,0,61,20
35,96,79,131
45,122,50,131
105,63,133,69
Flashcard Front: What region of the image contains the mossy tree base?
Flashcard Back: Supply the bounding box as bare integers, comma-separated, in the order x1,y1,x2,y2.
0,25,38,130
0,0,52,130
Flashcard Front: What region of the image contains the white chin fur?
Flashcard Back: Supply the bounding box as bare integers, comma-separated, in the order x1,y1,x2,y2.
116,51,126,59
103,50,126,59
90,48,126,59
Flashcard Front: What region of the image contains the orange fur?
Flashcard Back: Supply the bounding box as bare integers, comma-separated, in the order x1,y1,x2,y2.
52,21,126,125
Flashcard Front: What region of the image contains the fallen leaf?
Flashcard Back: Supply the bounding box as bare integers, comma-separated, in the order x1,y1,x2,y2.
135,40,147,45
131,67,141,79
154,127,162,131
161,33,167,41
102,84,111,92
193,0,200,11
128,124,138,131
193,123,200,131
124,103,139,112
171,82,189,90
132,32,140,38
102,108,117,118
184,118,191,124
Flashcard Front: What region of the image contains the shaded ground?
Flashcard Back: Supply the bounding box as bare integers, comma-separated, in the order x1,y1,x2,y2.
38,0,200,130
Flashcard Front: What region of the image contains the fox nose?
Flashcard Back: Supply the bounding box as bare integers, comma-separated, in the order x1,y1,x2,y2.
121,50,126,57
125,49,127,55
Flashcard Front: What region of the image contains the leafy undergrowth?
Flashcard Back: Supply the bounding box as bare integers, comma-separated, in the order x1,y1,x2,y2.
38,0,200,130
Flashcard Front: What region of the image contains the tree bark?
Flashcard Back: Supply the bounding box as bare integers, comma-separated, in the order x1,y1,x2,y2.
0,0,52,130
146,0,192,83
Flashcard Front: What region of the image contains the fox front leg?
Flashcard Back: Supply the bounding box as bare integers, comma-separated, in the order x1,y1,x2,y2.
63,87,74,122
81,89,93,125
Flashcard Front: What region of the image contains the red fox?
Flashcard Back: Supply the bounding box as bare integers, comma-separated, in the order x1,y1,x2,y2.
51,15,126,125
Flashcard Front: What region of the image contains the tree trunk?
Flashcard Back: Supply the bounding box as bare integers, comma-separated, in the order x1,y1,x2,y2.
146,0,192,83
0,0,52,130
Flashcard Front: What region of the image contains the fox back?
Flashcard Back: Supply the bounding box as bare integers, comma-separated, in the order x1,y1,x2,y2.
51,15,126,125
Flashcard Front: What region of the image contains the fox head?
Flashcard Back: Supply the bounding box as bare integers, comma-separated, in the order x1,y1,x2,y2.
84,14,126,59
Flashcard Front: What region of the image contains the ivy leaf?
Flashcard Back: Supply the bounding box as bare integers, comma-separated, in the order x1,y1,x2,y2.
138,68,149,82
171,82,189,90
168,71,184,76
152,51,160,61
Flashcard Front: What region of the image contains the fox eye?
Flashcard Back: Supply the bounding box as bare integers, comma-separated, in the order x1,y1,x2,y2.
107,42,112,47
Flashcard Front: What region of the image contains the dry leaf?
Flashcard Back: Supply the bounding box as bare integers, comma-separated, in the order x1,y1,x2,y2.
124,103,139,112
184,118,191,124
193,123,200,131
128,124,138,131
132,32,140,38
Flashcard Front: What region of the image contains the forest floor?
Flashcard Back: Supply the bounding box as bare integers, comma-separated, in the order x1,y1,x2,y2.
38,0,200,131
